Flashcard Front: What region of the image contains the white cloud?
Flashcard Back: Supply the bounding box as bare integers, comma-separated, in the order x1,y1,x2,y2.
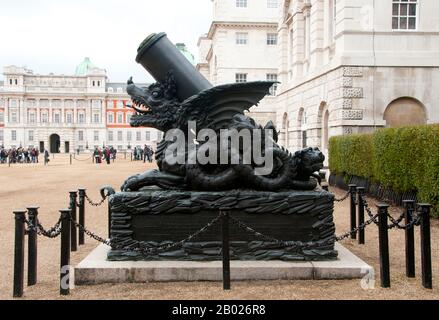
0,0,212,82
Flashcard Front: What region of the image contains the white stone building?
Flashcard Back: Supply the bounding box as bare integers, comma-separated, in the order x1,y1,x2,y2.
276,0,439,159
196,0,281,125
0,59,162,153
197,0,439,162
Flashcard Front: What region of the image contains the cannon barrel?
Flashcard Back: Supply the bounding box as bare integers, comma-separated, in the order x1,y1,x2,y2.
136,32,212,101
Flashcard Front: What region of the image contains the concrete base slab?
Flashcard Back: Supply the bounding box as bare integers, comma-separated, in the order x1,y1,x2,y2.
74,243,373,285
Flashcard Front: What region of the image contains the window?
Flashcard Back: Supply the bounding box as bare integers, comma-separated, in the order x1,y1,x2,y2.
127,131,132,141
98,81,101,87
266,74,278,96
108,114,114,123
267,33,278,45
0,111,4,123
92,100,102,108
108,87,114,93
11,112,18,123
117,100,124,108
108,131,113,141
0,130,3,142
236,0,247,7
136,131,141,141
235,73,247,83
126,113,132,123
9,79,12,85
117,131,123,141
392,0,418,30
93,113,100,124
108,101,114,108
41,112,48,124
29,112,36,124
11,130,17,141
117,87,123,93
15,79,18,85
78,113,85,124
28,130,34,141
94,131,99,142
54,113,60,123
145,131,151,141
78,131,84,141
66,113,73,124
117,113,124,124
92,81,95,87
267,0,278,8
236,32,248,45
157,132,163,140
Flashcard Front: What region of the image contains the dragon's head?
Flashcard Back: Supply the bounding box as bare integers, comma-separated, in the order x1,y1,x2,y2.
295,147,325,176
127,72,179,132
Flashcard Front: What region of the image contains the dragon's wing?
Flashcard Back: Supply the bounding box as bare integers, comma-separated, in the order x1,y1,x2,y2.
178,81,276,130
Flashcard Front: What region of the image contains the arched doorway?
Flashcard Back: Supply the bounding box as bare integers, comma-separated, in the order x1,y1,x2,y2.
384,97,427,128
298,108,307,148
49,134,61,153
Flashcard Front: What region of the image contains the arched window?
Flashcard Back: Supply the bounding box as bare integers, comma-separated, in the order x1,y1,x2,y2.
384,97,426,128
282,112,289,147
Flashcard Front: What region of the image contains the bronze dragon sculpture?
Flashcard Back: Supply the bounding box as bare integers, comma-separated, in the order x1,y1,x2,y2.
121,72,324,192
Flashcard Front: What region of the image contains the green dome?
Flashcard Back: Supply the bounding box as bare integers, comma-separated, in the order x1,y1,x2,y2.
176,43,195,66
75,57,97,75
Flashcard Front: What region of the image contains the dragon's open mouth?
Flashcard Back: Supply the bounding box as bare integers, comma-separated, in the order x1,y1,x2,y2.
128,99,152,115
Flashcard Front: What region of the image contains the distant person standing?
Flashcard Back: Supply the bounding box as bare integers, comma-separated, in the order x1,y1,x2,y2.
105,147,111,165
44,149,50,166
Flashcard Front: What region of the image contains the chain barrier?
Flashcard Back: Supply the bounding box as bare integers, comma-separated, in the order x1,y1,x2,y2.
24,216,62,238
359,193,420,230
335,213,379,241
72,156,93,162
334,189,351,202
228,215,333,249
85,194,107,207
69,212,223,255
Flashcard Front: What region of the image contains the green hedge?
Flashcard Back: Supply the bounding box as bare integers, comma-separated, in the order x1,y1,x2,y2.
329,124,439,216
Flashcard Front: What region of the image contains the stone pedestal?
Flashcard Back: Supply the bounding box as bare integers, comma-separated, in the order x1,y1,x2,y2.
108,189,337,261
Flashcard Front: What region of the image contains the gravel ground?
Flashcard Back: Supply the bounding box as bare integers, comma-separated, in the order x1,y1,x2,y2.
0,154,437,300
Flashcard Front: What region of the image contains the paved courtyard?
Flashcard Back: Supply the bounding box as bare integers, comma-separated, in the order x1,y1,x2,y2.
0,155,438,300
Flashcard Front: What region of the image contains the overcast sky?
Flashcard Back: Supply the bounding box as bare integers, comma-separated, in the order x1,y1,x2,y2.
0,0,213,82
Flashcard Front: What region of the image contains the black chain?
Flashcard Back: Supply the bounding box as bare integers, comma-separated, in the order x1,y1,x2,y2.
73,156,93,162
69,213,222,255
24,217,62,238
85,194,107,207
228,216,330,249
335,212,379,241
334,189,351,202
387,211,421,230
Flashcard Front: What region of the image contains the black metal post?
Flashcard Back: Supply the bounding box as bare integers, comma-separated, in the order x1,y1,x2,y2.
69,191,78,252
357,187,365,245
321,183,329,192
403,200,415,278
349,184,357,239
130,152,133,162
70,154,72,165
377,203,390,288
60,209,71,295
78,188,86,245
27,206,39,286
221,211,231,290
13,210,26,298
108,196,112,239
419,204,432,289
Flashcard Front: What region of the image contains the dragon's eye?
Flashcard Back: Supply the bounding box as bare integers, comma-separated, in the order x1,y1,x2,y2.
152,90,162,98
